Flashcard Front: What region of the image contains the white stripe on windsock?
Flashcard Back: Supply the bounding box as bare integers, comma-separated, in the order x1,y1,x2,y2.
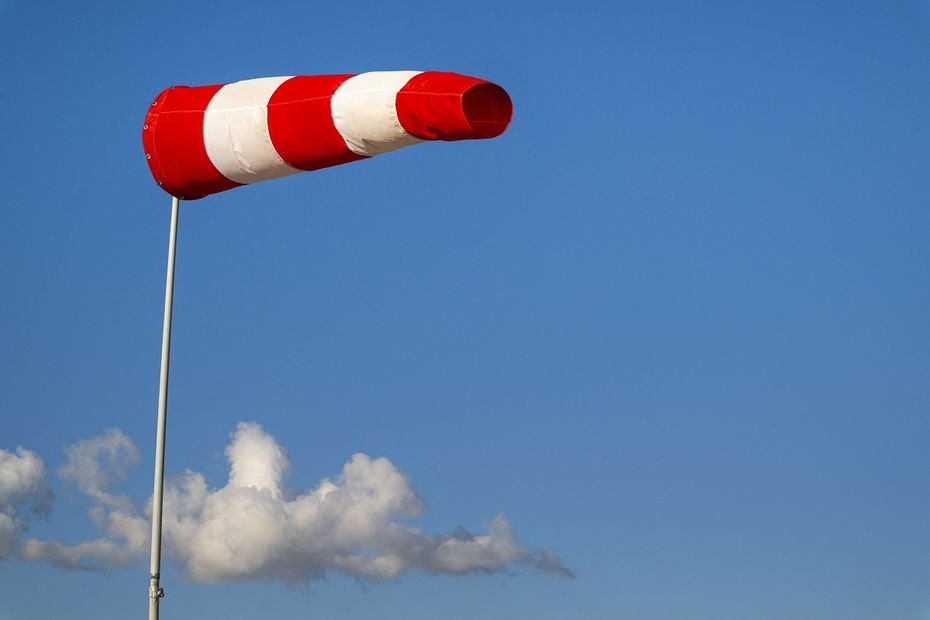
330,71,424,157
203,76,301,185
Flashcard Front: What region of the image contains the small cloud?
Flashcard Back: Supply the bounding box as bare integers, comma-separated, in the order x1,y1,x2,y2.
0,446,53,558
57,428,139,512
20,537,135,570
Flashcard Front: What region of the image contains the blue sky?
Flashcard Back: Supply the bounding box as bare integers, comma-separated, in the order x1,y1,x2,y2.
1,1,929,618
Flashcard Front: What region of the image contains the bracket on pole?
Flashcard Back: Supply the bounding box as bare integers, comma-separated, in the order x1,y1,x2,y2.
149,576,166,601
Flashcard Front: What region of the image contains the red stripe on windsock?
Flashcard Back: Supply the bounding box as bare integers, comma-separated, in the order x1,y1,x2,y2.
267,75,366,172
143,85,241,200
396,72,513,141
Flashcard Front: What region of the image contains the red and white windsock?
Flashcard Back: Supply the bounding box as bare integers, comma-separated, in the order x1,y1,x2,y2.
142,71,513,200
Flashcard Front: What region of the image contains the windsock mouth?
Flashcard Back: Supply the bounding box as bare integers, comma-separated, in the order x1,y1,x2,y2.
461,82,513,139
396,72,513,142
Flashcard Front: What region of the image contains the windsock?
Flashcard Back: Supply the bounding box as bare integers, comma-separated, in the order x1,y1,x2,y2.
142,71,513,200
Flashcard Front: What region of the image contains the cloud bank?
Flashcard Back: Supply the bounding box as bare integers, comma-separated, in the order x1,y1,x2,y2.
2,423,571,584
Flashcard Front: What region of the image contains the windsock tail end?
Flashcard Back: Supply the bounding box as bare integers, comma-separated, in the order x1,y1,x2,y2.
396,72,513,142
462,82,513,139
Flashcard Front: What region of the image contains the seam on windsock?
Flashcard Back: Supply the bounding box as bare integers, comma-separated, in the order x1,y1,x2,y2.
267,95,335,106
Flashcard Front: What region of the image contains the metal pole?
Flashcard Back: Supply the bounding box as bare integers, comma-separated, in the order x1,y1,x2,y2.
149,195,179,620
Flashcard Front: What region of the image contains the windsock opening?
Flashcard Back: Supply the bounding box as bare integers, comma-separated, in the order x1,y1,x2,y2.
396,72,513,142
462,82,513,139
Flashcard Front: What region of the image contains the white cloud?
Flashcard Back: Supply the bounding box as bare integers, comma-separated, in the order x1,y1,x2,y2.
20,502,150,570
17,423,572,583
57,428,139,512
18,429,147,569
21,537,136,570
0,446,52,558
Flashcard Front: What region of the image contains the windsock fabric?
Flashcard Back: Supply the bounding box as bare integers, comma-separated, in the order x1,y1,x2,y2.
142,71,512,200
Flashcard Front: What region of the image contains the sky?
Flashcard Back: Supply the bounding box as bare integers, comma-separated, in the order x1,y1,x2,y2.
1,0,929,618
